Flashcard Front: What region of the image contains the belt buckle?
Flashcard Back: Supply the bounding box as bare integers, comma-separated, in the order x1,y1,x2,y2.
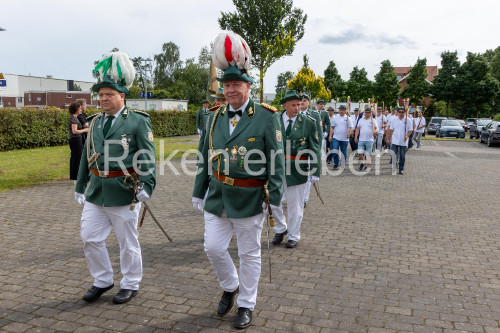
99,170,109,177
223,176,234,186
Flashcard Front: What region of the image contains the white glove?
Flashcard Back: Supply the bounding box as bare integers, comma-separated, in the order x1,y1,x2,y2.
311,176,319,184
136,190,150,202
75,192,85,205
192,197,204,213
323,132,328,139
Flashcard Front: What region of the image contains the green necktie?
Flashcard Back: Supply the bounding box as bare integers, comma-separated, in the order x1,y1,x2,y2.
286,119,293,136
103,115,114,137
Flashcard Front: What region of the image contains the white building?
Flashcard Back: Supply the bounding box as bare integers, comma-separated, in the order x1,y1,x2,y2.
126,99,188,111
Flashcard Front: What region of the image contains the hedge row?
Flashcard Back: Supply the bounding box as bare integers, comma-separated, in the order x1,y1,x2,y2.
0,107,198,152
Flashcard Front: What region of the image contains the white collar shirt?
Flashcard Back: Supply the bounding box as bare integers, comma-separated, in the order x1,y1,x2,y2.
414,116,426,133
390,116,414,146
228,99,249,136
376,115,386,134
102,106,124,127
282,112,297,135
357,117,377,142
331,115,353,142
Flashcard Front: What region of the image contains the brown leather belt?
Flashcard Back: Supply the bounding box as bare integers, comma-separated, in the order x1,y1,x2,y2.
213,170,266,187
285,154,308,160
91,167,136,178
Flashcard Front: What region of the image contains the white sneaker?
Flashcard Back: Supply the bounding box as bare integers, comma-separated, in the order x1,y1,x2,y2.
415,147,420,151
384,149,388,153
376,153,380,158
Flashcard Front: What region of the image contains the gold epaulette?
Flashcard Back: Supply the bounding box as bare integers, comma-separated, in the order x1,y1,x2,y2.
133,110,150,117
86,113,101,121
261,103,278,112
306,115,316,122
209,105,222,112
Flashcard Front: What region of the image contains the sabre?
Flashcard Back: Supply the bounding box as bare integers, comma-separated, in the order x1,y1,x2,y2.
312,183,324,205
263,184,274,283
124,174,173,242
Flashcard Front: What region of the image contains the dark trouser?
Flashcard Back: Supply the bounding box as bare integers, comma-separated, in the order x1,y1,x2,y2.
390,144,407,172
349,135,358,152
69,136,83,180
331,138,349,167
326,138,333,163
408,132,414,149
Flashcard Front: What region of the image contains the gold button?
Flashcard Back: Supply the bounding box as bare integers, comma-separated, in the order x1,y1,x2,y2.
224,159,227,162
223,170,227,174
225,148,229,151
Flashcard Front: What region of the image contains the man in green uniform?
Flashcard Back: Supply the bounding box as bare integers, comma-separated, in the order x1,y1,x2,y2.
196,99,210,138
192,31,285,329
74,51,156,304
211,87,227,106
316,98,331,153
298,93,321,207
272,90,321,248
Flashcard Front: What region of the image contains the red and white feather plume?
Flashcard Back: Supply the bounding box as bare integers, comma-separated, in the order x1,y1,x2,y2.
212,31,251,73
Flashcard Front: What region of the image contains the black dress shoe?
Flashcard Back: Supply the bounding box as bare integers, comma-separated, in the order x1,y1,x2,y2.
359,163,364,171
272,230,287,245
82,284,114,302
112,289,138,304
217,287,239,317
234,307,252,329
399,170,404,175
286,240,298,248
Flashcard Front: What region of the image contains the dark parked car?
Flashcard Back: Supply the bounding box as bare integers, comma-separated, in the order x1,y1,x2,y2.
479,121,500,146
427,117,447,135
457,119,467,131
436,120,466,138
466,118,477,130
469,119,492,139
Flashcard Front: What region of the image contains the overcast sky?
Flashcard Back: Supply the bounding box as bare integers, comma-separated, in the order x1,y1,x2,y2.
1,0,499,94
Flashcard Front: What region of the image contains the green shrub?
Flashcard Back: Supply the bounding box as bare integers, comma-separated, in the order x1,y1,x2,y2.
494,113,500,121
0,107,197,152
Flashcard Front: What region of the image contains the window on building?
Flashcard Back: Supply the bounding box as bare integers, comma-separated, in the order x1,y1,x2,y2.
18,97,23,103
66,94,72,98
37,97,41,102
397,75,401,80
28,94,31,102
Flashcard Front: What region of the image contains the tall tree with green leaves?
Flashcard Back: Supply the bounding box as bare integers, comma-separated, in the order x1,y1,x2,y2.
275,71,295,96
324,60,345,101
218,0,307,102
287,55,331,101
402,58,430,105
456,52,499,118
487,46,500,114
153,42,182,90
346,66,373,102
430,51,460,116
373,60,400,107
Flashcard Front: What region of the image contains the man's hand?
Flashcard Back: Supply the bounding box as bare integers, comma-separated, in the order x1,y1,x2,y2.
404,136,408,142
75,192,85,205
311,175,319,184
136,190,150,202
192,197,204,213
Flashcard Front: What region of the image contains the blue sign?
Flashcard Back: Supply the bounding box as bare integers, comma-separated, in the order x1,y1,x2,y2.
140,92,153,98
0,80,6,87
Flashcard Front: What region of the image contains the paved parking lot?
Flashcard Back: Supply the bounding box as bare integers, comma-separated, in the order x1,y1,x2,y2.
1,139,499,332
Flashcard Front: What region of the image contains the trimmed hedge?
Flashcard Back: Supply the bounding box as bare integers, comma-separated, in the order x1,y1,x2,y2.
0,107,197,152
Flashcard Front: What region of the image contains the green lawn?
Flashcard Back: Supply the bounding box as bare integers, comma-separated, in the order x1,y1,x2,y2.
421,136,478,142
0,138,199,192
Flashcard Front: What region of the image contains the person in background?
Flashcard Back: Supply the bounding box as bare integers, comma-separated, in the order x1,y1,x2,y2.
196,100,210,138
386,106,413,175
413,110,426,150
76,98,89,143
69,102,88,181
354,106,377,171
325,106,335,164
329,105,353,169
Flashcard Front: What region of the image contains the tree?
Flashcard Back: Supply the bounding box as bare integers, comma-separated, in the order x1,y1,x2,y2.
218,0,307,102
346,66,373,102
153,42,182,90
287,55,331,101
275,71,294,99
172,58,209,104
487,46,500,114
73,83,82,91
373,60,400,108
197,46,212,70
430,51,460,117
456,52,499,118
402,58,430,105
324,60,345,101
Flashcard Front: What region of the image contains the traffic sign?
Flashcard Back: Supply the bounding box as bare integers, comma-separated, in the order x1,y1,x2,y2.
140,92,153,98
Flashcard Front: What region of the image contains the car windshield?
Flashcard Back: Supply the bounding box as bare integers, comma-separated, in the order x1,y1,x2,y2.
432,118,445,124
457,120,465,124
441,120,461,126
467,118,476,122
477,120,491,126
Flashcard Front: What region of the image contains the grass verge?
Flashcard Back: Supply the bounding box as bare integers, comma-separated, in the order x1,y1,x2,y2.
0,138,199,192
421,136,478,142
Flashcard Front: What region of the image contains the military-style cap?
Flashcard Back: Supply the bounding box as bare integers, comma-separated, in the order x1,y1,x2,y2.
301,93,311,101
354,108,359,111
280,90,302,104
327,106,334,111
217,65,254,84
211,87,225,98
202,99,209,104
92,51,135,97
317,99,325,104
339,105,346,110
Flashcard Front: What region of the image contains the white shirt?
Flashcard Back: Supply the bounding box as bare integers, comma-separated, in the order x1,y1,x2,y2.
376,115,386,134
350,114,361,130
386,113,396,130
228,99,249,136
282,112,297,136
331,115,353,142
357,117,377,142
102,106,124,128
414,116,426,133
389,116,414,147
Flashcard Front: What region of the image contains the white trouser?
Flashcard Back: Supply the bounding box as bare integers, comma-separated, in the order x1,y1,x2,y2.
273,181,307,242
304,159,311,203
80,201,142,290
204,210,264,311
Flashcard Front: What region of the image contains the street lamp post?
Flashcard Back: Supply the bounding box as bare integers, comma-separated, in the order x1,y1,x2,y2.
141,58,152,111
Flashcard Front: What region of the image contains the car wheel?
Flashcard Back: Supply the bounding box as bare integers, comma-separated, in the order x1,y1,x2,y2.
479,135,484,143
488,136,493,147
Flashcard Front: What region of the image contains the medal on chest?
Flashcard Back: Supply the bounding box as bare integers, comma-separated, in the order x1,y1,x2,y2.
121,134,129,150
238,146,247,170
231,117,238,127
230,146,238,163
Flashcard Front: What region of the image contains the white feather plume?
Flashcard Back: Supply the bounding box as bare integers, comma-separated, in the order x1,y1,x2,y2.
95,51,135,89
212,31,251,72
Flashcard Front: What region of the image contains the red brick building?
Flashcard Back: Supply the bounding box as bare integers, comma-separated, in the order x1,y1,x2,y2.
394,66,438,107
24,91,92,109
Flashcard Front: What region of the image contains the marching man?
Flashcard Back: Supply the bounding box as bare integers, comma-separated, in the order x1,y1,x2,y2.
192,31,285,329
329,105,353,169
75,51,156,304
375,107,387,157
355,106,378,171
386,106,414,174
272,90,321,248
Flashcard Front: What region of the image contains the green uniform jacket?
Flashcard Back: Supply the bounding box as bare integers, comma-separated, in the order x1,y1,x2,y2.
193,100,285,219
320,110,330,134
75,107,156,207
303,109,322,138
196,108,209,132
281,111,321,187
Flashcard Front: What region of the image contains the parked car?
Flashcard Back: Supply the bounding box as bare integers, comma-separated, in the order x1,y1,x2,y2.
456,119,467,131
436,120,466,138
427,117,448,135
479,121,500,146
466,118,477,129
469,119,492,139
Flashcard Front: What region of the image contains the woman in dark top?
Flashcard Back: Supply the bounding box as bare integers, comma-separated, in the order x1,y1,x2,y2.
68,102,88,180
